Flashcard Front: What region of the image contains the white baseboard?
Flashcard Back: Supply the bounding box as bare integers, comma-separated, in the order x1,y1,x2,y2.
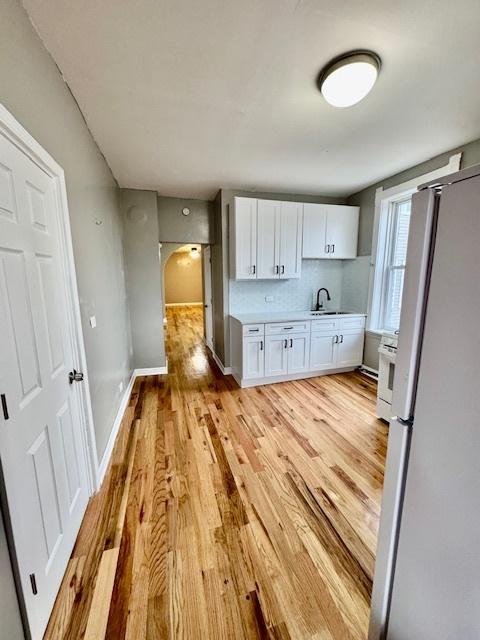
207,345,232,375
96,371,136,488
165,302,203,307
96,360,169,489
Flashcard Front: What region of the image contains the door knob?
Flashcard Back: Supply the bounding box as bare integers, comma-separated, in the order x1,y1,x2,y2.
69,369,84,384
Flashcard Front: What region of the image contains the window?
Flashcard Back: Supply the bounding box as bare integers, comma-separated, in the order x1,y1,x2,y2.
380,198,411,331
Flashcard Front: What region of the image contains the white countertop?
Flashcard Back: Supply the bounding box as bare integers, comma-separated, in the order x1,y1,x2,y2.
230,310,367,324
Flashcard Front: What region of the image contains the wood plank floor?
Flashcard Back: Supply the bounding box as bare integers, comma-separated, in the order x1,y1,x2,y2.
45,305,387,640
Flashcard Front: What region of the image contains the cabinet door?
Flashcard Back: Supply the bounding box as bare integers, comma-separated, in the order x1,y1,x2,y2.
310,332,337,370
233,197,257,279
288,333,310,374
243,336,265,379
279,201,303,279
257,199,281,279
264,335,288,377
336,329,364,367
325,205,359,259
302,203,328,258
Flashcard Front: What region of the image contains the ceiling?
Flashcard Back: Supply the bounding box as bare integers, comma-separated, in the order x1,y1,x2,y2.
24,0,480,200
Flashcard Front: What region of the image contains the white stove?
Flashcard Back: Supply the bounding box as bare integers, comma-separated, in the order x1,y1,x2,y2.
377,332,399,421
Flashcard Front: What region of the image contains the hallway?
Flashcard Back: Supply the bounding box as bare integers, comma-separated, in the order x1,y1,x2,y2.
46,305,387,640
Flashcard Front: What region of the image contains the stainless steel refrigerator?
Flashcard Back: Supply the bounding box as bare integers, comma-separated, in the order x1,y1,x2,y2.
369,164,480,639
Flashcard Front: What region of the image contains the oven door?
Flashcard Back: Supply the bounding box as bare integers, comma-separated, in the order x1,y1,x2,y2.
378,346,396,404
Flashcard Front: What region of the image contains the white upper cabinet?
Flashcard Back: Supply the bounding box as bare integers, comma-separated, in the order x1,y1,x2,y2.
230,197,257,279
231,197,303,280
302,203,359,259
257,199,281,279
279,201,303,279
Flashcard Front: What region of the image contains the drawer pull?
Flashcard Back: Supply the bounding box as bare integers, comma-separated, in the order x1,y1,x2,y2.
260,340,264,350
249,328,259,332
283,326,293,330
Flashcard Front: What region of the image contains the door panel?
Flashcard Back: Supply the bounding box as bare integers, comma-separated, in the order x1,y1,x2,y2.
202,246,213,348
302,203,328,258
288,333,310,373
279,201,302,279
233,197,257,279
0,130,89,639
325,205,359,259
243,336,264,379
264,335,288,377
310,332,337,370
336,329,364,367
257,200,280,279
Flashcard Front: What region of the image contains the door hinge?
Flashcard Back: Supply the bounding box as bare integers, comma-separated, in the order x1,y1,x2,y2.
1,394,8,420
29,573,38,595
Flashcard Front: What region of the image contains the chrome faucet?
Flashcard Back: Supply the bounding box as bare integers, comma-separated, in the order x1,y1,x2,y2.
315,287,331,311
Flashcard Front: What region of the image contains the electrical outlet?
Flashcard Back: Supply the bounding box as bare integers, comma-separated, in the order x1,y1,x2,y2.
89,315,97,328
265,295,274,302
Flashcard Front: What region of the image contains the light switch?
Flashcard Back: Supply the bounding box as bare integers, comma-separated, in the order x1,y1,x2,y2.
89,315,97,328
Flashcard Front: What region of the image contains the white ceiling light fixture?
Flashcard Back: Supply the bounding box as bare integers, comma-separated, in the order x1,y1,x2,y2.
317,50,381,108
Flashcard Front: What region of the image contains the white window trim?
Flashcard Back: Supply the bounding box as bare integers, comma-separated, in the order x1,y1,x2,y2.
367,153,462,334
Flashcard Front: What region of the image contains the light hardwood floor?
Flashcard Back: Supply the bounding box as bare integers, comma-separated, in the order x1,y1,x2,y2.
45,305,387,640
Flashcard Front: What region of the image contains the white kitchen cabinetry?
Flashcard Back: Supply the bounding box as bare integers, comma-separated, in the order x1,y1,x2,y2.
302,203,359,259
243,336,265,379
230,197,302,280
230,197,257,279
230,314,365,388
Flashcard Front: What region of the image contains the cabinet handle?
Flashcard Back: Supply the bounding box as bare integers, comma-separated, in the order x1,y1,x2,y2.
331,244,335,254
252,265,256,274
260,340,264,351
290,338,293,348
281,265,285,274
325,244,329,253
275,265,279,274
284,339,288,349
334,335,338,344
339,334,344,343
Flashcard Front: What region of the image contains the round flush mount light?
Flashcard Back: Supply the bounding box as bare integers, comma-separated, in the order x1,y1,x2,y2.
317,50,381,108
182,207,191,216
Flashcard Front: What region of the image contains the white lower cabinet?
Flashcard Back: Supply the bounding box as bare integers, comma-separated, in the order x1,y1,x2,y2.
310,332,337,370
265,335,289,377
243,336,265,379
231,315,365,387
336,329,365,367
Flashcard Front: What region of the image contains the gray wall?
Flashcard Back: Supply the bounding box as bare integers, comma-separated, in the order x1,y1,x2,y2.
157,196,214,244
121,189,166,369
348,138,480,256
0,1,134,635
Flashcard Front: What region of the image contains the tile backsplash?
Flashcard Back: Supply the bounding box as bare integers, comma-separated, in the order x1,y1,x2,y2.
229,259,344,314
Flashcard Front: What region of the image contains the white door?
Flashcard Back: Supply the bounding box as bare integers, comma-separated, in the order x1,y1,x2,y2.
279,201,303,279
264,335,288,377
310,332,338,370
0,129,90,638
287,333,310,374
202,245,213,348
302,203,328,258
233,197,257,279
336,329,364,367
243,336,264,379
325,205,359,259
257,199,280,279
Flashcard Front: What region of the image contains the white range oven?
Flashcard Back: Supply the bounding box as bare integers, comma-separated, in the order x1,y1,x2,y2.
377,332,398,421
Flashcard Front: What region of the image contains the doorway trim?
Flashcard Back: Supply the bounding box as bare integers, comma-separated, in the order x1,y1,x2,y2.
0,103,97,493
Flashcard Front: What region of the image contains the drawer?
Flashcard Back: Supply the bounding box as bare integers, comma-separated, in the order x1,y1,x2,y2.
311,318,340,331
265,320,311,335
340,316,366,330
242,323,265,336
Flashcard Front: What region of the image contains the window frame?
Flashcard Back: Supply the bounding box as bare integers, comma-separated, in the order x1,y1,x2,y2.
367,153,461,334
